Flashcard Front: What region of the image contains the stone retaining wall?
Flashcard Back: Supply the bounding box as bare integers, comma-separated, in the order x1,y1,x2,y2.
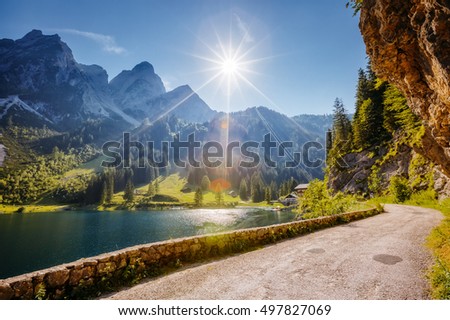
0,208,380,299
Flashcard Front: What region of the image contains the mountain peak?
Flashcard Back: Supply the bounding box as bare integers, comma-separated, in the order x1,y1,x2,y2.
132,61,154,74
23,29,43,40
174,84,193,93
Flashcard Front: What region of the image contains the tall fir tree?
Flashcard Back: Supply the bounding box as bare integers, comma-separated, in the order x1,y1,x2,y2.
239,179,248,201
154,178,159,194
352,63,390,150
383,84,420,135
332,98,352,152
147,181,155,198
265,187,271,204
194,187,203,207
106,171,114,204
215,183,223,205
99,181,107,205
200,175,211,191
250,172,264,203
123,178,134,202
270,181,277,199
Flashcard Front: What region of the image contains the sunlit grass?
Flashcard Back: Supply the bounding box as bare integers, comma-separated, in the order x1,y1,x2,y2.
0,204,68,214
132,173,244,206
63,155,106,178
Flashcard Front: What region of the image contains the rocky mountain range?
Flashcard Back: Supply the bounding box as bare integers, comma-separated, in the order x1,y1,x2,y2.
0,30,331,142
0,30,217,133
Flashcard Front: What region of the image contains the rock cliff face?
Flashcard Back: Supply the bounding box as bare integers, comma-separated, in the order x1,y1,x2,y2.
359,0,450,177
327,139,450,198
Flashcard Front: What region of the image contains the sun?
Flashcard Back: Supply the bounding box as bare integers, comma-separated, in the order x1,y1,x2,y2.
221,57,239,75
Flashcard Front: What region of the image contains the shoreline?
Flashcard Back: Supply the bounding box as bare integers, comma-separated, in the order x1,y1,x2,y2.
0,202,275,214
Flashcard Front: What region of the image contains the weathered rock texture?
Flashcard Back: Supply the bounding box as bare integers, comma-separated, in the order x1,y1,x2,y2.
0,208,379,299
360,0,450,177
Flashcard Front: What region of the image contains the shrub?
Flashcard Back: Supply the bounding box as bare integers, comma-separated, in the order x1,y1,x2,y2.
300,179,355,219
389,175,412,203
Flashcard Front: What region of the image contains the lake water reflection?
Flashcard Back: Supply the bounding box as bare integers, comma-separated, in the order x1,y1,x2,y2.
0,208,295,279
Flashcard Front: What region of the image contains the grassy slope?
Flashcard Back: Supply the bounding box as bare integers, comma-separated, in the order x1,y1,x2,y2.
122,173,242,206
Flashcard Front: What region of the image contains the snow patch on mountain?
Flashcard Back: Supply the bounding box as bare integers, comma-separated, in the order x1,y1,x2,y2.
0,95,53,123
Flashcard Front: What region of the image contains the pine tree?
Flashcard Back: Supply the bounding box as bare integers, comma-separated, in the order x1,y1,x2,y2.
99,182,107,205
250,172,264,203
332,98,352,152
383,84,420,135
353,98,375,149
146,166,155,184
194,187,203,207
123,178,134,202
280,181,287,197
265,187,271,204
200,175,211,191
352,64,390,150
106,172,114,204
270,181,277,199
289,177,298,192
147,182,155,198
355,68,370,109
154,178,159,194
215,183,223,205
239,179,248,201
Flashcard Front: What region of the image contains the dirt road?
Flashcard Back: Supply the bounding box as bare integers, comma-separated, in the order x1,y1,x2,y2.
105,204,442,300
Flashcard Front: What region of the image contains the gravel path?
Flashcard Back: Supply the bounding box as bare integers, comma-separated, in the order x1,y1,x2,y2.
105,204,442,300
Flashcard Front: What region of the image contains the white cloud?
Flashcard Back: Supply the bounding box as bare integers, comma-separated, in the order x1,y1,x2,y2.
55,28,126,54
234,13,254,43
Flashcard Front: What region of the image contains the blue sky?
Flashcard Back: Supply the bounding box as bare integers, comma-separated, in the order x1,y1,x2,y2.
0,0,367,116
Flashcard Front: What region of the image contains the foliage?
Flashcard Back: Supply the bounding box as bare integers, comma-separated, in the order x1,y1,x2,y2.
299,179,355,219
389,176,412,203
147,181,155,198
279,177,297,197
426,198,450,299
368,167,383,196
250,172,265,203
105,170,114,204
6,125,60,142
123,179,134,203
194,187,203,207
331,98,352,153
351,65,389,151
383,84,421,136
346,0,363,15
99,182,107,205
408,152,434,191
34,283,47,300
200,175,211,191
239,179,248,201
2,150,80,204
215,189,223,205
265,187,271,204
